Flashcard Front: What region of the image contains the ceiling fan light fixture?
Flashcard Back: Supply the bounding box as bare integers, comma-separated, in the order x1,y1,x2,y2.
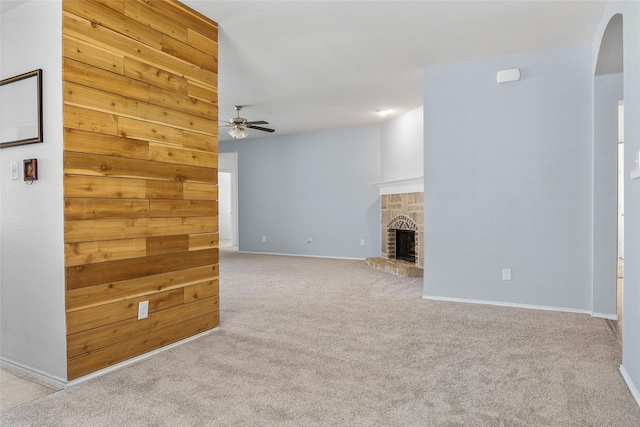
228,126,249,139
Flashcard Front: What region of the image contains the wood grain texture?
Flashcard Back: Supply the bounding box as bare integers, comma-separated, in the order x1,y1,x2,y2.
187,28,218,57
183,279,219,303
63,0,218,380
123,57,189,95
148,142,218,168
64,128,150,160
65,82,216,135
189,233,218,251
64,104,119,135
123,0,189,43
64,57,150,102
63,34,124,74
161,34,217,74
64,175,147,199
65,238,147,267
136,1,218,42
149,199,217,218
64,216,217,243
64,198,150,220
67,311,218,380
64,151,216,183
66,249,219,290
63,10,216,87
146,235,190,256
184,182,218,201
66,263,216,311
187,80,217,103
63,0,164,50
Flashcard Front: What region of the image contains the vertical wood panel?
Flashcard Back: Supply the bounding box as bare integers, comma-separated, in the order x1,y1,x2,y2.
63,0,218,380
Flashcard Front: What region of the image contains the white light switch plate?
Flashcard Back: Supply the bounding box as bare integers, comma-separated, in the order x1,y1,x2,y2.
138,301,149,319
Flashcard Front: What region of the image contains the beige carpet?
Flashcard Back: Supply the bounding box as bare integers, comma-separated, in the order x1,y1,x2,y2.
2,248,640,426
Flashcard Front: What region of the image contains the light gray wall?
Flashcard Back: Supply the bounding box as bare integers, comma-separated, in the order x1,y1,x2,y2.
380,106,423,181
593,72,623,317
220,125,381,259
0,0,67,383
595,1,640,405
422,45,593,310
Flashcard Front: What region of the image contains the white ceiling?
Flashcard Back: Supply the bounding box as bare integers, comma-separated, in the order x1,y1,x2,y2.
182,0,605,141
2,1,607,141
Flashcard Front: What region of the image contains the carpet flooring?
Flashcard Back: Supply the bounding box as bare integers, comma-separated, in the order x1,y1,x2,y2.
2,248,639,426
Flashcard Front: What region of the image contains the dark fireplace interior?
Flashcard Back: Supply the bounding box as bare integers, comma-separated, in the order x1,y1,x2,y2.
395,229,416,263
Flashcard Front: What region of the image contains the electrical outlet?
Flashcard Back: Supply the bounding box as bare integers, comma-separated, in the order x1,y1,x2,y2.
307,237,313,244
360,239,365,246
502,268,512,281
262,235,267,242
138,301,149,319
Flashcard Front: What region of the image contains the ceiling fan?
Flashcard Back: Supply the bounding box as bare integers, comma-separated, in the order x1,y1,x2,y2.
221,106,275,139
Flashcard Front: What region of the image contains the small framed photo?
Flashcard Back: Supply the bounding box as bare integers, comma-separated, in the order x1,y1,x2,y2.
24,158,37,181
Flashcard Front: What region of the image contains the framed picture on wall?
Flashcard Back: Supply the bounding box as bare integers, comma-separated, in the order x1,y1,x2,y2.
23,158,38,182
0,69,43,148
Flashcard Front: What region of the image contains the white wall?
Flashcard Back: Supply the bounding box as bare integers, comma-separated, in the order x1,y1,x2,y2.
380,106,423,181
594,0,640,406
423,45,593,311
0,0,67,383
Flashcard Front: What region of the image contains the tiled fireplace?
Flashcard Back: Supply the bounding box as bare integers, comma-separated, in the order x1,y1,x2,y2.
381,193,424,269
366,177,424,276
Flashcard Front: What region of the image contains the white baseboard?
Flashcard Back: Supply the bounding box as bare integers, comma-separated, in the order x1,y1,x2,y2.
2,328,218,389
422,295,592,316
591,312,618,320
620,365,640,408
238,250,365,261
0,358,67,390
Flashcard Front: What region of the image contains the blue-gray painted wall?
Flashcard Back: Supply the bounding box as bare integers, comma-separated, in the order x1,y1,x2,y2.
597,1,640,405
422,45,593,310
593,72,623,317
220,126,381,259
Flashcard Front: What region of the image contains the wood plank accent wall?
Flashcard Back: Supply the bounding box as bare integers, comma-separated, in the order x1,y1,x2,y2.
62,0,219,380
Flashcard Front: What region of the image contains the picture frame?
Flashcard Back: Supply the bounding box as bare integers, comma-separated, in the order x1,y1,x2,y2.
24,158,38,182
0,69,43,148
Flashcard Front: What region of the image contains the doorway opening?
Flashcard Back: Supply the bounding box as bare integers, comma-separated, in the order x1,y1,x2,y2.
218,152,239,249
614,100,624,340
218,171,233,248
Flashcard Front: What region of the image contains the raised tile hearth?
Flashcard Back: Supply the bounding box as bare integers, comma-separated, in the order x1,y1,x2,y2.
365,257,423,277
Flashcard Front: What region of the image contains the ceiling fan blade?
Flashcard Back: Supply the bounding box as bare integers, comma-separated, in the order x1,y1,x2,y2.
245,120,269,125
246,125,275,133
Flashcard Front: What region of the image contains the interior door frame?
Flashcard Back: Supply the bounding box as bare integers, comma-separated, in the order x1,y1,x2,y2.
219,152,239,247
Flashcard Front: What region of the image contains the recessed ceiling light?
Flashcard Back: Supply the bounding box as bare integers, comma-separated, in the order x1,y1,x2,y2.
376,109,390,116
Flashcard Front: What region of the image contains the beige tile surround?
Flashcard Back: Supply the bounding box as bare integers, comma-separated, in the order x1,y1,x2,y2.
381,192,424,268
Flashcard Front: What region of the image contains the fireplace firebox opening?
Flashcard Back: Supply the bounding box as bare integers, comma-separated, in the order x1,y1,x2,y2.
395,229,416,263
